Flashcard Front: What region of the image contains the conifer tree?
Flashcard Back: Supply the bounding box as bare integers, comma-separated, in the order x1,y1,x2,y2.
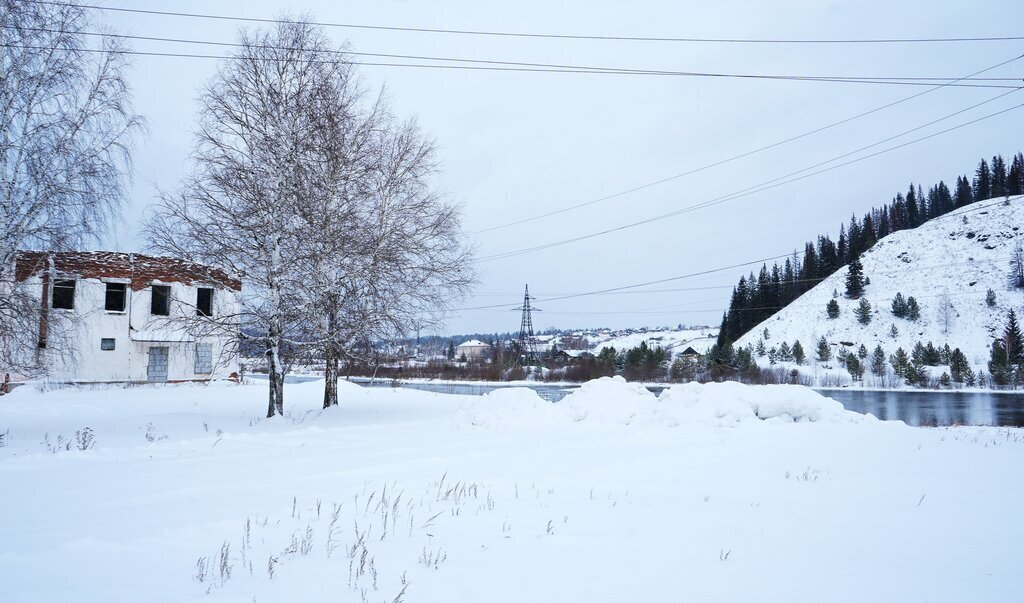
906,296,921,321
816,336,832,363
912,341,926,365
991,155,1008,198
792,340,806,365
988,340,1012,385
986,288,997,307
846,353,864,381
949,348,970,383
845,257,865,298
855,298,872,324
906,184,920,228
974,158,992,200
1004,309,1023,363
891,292,908,318
857,343,868,359
870,344,887,376
778,341,793,363
755,339,767,357
954,175,974,208
1009,153,1024,196
890,347,910,377
826,299,840,319
889,323,899,339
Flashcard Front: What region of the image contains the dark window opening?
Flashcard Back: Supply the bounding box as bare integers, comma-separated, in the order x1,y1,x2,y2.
52,279,75,310
100,338,115,351
151,284,170,316
197,287,213,317
105,282,126,312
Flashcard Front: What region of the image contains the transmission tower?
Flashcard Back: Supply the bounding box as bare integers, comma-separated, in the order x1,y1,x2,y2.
515,284,540,364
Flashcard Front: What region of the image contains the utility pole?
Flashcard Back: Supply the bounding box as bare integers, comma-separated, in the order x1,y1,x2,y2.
514,284,540,365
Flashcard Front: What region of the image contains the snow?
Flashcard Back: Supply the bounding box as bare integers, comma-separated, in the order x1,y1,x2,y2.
2,379,1023,602
591,327,719,355
737,197,1024,385
457,376,872,430
456,339,488,348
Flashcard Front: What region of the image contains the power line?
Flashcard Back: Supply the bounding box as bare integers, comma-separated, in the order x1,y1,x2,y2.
476,98,1024,262
455,252,801,311
455,196,1022,315
456,249,1022,318
13,27,1024,84
470,53,1024,234
4,41,1020,88
35,1,1024,45
532,287,1010,317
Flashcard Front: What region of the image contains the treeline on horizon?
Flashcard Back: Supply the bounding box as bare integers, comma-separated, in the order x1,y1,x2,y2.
718,151,1024,346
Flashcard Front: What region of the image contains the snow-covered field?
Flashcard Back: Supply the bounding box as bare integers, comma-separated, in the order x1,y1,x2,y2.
737,196,1024,386
2,379,1023,602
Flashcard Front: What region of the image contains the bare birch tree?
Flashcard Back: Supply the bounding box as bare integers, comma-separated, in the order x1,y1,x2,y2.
292,100,475,408
0,0,141,377
145,20,342,417
145,19,473,416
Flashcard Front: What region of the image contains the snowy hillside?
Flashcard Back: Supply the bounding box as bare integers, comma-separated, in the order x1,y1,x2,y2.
737,197,1024,384
591,327,719,355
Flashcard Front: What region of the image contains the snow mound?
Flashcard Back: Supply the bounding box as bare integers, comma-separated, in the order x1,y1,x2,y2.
654,381,875,425
456,377,874,430
559,376,659,425
455,387,561,430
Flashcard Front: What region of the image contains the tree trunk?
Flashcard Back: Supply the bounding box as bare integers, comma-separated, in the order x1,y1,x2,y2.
323,302,339,408
323,345,338,408
267,338,285,418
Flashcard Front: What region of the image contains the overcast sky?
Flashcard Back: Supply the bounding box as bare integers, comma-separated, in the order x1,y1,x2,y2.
97,0,1024,336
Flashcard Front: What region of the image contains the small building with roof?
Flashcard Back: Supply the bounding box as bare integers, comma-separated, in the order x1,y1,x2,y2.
455,339,491,361
5,251,241,384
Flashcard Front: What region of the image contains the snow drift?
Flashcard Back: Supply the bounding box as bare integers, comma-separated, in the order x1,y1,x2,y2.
456,376,875,430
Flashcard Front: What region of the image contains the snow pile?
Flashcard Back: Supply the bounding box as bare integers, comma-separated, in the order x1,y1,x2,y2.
457,376,873,430
454,387,562,430
559,376,659,425
655,381,875,425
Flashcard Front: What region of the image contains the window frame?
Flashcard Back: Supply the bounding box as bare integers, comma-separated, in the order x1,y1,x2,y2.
51,279,76,310
100,338,116,351
150,284,170,316
104,282,127,313
196,287,214,317
194,342,213,374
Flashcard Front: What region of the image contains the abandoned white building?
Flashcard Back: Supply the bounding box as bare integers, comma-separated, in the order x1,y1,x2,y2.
8,251,241,383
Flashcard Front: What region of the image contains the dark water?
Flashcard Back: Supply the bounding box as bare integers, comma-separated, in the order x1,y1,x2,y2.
813,389,1024,427
345,378,1024,427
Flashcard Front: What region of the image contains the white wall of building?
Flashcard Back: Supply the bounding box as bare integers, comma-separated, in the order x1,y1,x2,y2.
22,274,240,383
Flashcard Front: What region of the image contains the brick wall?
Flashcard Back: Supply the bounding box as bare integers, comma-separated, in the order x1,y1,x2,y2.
15,251,241,291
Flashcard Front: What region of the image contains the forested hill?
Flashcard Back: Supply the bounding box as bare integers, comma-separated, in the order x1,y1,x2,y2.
733,195,1024,385
718,152,1024,345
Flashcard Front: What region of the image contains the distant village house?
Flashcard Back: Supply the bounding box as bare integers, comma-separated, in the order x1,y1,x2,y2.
455,339,491,361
